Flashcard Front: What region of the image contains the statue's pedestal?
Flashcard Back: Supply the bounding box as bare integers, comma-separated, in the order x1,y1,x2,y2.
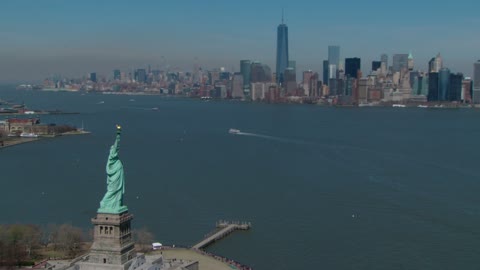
79,211,136,270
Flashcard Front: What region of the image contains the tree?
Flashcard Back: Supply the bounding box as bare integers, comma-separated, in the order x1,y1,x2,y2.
133,227,154,252
56,224,83,257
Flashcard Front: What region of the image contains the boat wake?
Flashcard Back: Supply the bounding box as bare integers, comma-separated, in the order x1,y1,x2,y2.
232,130,312,145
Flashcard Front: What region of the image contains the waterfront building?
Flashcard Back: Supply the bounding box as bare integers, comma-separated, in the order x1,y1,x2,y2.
276,17,289,84
231,73,244,99
284,67,297,95
392,54,408,73
302,70,314,96
474,61,480,103
462,78,473,103
428,72,439,101
240,60,251,94
345,58,361,79
323,60,329,86
438,68,450,101
309,73,320,97
251,62,272,83
448,73,463,101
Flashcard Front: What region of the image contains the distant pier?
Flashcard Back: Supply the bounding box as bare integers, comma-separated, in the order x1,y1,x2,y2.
192,220,251,250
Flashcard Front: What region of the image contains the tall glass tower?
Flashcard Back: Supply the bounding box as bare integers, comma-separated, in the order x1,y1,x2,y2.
276,13,289,85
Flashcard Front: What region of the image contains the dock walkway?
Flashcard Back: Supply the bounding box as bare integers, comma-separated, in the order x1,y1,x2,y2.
192,220,251,250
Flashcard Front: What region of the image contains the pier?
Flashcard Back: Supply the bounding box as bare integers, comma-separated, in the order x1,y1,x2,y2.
192,220,251,250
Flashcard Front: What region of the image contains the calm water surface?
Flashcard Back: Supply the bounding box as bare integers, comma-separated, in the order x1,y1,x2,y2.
1,87,480,270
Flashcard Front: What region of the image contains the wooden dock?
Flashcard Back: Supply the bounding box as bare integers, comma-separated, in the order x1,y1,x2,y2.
192,220,251,250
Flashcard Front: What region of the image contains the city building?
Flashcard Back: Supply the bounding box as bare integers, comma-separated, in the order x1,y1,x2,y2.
392,54,408,73
323,60,329,86
113,70,121,80
438,68,450,101
345,58,361,78
284,67,296,95
302,70,314,96
429,53,443,73
474,61,480,103
381,54,388,70
328,46,340,80
89,72,97,83
448,73,463,101
250,62,272,83
240,60,251,94
428,72,439,101
231,73,244,99
408,52,414,71
462,78,473,103
135,69,147,83
276,17,289,84
372,61,381,72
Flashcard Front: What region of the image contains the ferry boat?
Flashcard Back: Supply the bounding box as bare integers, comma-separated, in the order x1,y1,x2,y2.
418,105,428,108
20,132,39,138
392,104,406,108
228,128,241,134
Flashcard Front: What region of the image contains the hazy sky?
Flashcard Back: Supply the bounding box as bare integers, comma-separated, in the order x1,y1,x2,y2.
1,0,480,82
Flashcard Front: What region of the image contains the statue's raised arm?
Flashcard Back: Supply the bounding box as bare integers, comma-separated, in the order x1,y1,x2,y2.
98,125,128,214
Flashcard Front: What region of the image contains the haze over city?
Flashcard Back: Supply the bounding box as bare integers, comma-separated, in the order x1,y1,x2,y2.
1,0,480,82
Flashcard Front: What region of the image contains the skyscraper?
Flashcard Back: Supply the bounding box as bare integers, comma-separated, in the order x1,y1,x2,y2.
381,54,388,69
328,46,340,79
438,68,450,101
113,69,121,80
323,60,329,85
276,15,289,85
428,72,439,101
473,61,480,103
392,54,408,73
345,58,361,78
302,70,313,96
328,46,340,68
408,52,414,71
448,73,463,101
89,72,97,82
240,60,251,92
372,61,381,72
135,69,147,83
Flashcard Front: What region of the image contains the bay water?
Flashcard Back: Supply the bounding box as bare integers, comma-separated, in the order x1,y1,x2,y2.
1,86,480,269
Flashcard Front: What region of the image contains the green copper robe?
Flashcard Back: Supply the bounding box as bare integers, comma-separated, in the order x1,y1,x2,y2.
98,130,128,214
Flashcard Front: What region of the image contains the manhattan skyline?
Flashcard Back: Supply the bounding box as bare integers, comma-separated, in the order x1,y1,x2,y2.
1,0,480,82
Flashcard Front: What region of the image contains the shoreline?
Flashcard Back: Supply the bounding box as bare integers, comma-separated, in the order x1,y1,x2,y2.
0,130,91,149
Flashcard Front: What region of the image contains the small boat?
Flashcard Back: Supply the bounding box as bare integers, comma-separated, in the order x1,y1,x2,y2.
229,128,240,134
7,133,19,137
392,104,406,108
418,105,428,108
151,107,159,111
20,132,38,138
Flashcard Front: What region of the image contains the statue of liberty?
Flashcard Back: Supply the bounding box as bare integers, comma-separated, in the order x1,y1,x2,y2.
98,125,128,214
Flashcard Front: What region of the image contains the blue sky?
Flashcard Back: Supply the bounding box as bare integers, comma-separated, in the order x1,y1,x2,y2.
1,0,479,82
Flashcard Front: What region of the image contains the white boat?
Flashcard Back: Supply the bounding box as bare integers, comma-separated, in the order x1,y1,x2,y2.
20,132,38,138
358,103,373,107
418,105,428,108
228,128,240,134
392,104,406,108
